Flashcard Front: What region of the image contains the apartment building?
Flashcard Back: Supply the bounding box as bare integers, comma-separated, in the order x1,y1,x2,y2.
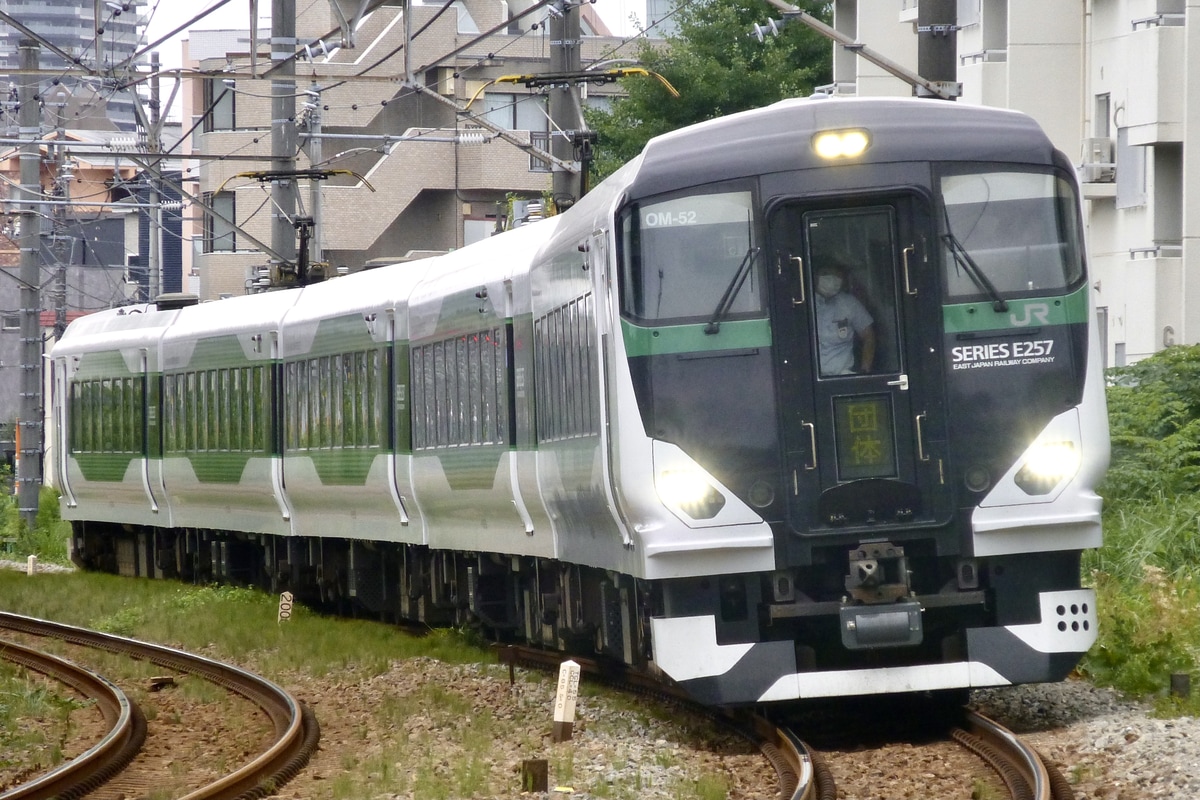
0,0,148,131
833,0,1198,365
187,0,635,300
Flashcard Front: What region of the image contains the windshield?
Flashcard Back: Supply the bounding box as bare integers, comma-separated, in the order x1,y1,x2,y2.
939,170,1084,301
619,188,762,323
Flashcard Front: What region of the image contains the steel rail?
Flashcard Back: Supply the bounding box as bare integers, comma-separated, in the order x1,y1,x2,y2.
0,637,145,800
0,612,318,800
957,710,1052,800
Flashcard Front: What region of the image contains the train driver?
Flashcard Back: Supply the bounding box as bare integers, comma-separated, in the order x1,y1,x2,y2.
814,261,876,376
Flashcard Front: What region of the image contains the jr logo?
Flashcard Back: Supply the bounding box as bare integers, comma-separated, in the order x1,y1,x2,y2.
1010,303,1050,327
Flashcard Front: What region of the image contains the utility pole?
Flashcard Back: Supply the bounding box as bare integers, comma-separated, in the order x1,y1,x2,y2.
916,0,960,100
548,0,583,210
49,84,70,342
148,51,162,300
305,82,322,270
271,0,299,285
17,39,42,530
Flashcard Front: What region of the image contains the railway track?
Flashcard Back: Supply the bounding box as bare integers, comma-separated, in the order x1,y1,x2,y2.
499,644,1076,800
0,612,319,800
954,711,1076,800
0,637,146,799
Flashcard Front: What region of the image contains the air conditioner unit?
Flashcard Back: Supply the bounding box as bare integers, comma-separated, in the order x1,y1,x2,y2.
428,67,457,97
1080,137,1115,183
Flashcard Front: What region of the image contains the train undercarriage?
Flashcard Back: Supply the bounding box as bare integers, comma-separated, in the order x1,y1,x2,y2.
70,520,1094,704
70,521,649,668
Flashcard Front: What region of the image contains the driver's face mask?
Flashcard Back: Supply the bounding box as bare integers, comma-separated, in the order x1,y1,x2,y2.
817,273,843,298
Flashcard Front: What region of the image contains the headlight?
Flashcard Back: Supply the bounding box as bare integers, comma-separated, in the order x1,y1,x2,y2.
1014,441,1080,495
812,128,870,159
655,468,726,520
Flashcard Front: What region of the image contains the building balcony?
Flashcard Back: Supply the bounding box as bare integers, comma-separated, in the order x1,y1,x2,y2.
1123,23,1184,145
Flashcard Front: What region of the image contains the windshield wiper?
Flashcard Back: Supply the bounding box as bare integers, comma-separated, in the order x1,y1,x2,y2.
941,220,1008,313
704,246,760,334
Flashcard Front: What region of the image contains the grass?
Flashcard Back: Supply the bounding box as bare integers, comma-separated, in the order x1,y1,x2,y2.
0,660,85,774
1078,492,1200,715
0,564,738,799
0,571,485,680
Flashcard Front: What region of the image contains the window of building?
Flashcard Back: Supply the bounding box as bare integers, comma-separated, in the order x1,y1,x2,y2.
529,131,552,173
482,93,548,132
464,217,498,245
2,315,18,330
203,191,237,252
203,78,236,131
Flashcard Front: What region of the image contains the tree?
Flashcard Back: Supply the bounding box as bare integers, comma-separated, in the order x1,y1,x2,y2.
585,0,833,182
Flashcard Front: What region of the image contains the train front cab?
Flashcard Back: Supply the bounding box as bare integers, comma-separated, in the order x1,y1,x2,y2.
633,158,1105,704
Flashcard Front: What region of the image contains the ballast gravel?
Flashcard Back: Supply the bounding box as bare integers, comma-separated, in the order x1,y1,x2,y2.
270,657,1198,800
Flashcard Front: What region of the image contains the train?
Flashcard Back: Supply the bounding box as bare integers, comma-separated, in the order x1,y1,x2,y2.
50,96,1109,705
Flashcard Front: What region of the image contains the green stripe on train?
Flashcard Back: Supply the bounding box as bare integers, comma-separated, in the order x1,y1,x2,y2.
171,451,257,483
73,453,137,482
620,318,772,357
305,448,380,485
942,285,1090,334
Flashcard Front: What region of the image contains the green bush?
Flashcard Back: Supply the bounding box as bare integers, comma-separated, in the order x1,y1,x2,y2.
0,481,69,564
1080,345,1200,705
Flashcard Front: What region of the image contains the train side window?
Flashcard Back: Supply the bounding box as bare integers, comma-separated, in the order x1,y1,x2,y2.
411,328,508,450
535,294,597,443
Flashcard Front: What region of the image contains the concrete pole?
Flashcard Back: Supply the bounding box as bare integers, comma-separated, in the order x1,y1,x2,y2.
149,51,162,301
548,0,582,210
17,39,42,530
272,0,298,285
308,84,322,268
916,0,958,100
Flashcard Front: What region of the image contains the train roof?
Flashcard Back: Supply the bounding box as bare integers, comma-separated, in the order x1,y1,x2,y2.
625,96,1066,200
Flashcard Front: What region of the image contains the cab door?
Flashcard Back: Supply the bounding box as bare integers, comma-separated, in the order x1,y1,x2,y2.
769,197,952,535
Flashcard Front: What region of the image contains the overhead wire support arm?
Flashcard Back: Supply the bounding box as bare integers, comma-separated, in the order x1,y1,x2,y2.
217,168,376,193
486,68,680,96
412,84,580,175
754,0,957,101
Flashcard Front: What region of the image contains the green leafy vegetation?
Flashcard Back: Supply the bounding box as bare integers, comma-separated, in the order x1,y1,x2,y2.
1082,344,1200,714
585,0,832,183
0,660,87,774
0,482,70,565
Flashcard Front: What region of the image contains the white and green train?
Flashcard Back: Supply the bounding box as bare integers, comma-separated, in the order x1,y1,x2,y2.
51,97,1109,705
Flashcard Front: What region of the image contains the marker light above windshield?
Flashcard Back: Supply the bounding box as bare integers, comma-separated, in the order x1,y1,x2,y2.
813,128,870,160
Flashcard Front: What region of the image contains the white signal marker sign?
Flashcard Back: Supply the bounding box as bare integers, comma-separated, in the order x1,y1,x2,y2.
552,660,581,742
278,591,294,622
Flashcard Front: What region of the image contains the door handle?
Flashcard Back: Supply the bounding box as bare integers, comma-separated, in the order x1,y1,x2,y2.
802,421,817,470
887,374,909,391
915,412,930,461
791,256,805,305
902,246,917,296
